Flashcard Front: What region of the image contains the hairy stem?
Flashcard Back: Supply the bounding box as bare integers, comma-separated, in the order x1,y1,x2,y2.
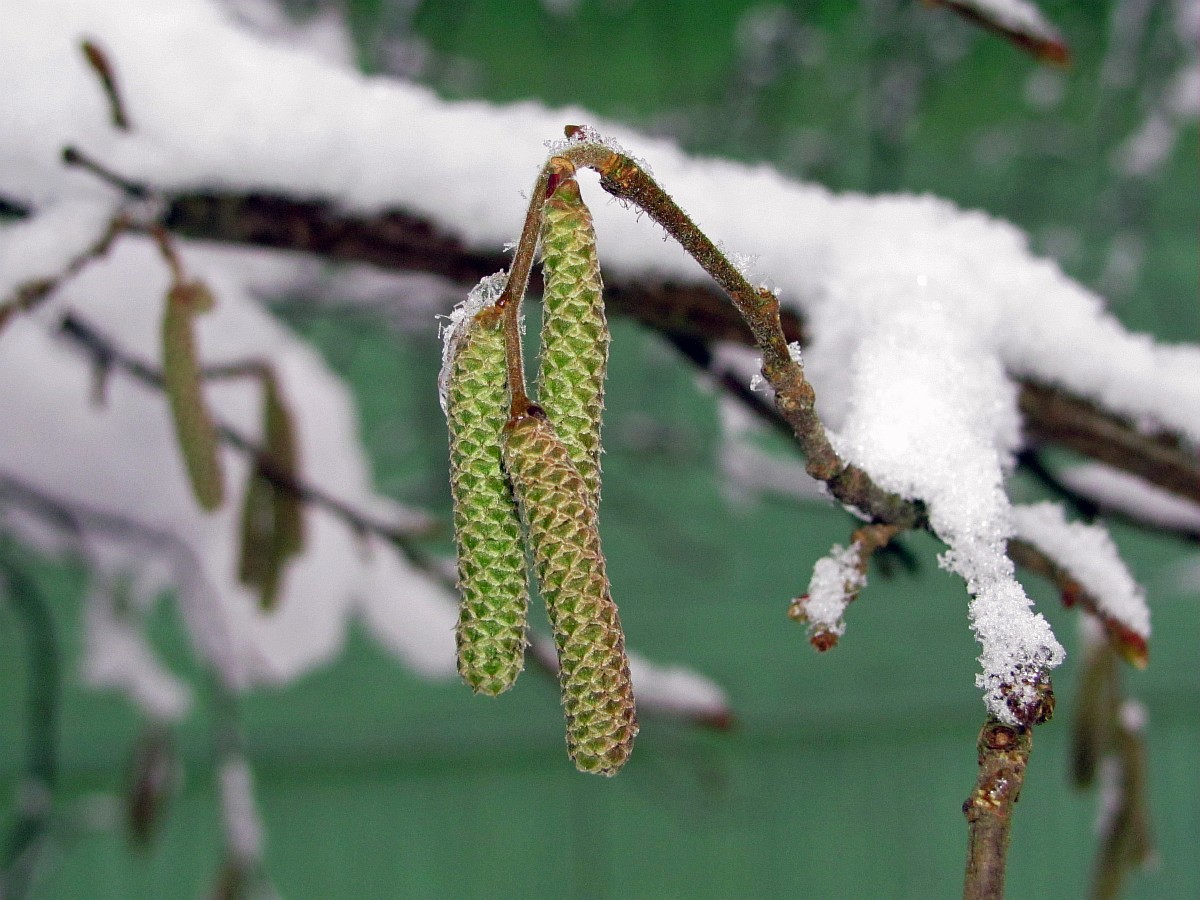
559,142,922,528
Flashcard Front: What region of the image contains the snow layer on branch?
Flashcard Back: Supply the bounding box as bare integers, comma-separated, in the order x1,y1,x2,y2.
1012,502,1150,639
800,544,864,642
1058,462,1200,535
943,0,1062,45
626,651,730,726
525,633,732,727
218,755,264,862
83,582,193,721
2,0,1196,442
437,270,506,415
2,0,1197,721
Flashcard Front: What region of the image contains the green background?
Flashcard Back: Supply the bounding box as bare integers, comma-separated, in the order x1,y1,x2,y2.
2,1,1196,897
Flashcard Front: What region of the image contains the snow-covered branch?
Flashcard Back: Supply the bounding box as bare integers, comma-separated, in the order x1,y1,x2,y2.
0,0,1195,891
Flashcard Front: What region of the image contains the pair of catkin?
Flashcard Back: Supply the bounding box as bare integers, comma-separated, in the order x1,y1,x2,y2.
444,164,637,775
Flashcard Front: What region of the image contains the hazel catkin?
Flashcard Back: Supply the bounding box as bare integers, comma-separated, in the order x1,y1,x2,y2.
536,161,609,508
444,297,530,695
161,280,224,511
501,406,637,775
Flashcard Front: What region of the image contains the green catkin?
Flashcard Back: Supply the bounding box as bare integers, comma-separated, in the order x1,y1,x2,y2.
536,167,609,507
161,281,224,511
501,407,637,775
446,303,530,695
237,369,304,610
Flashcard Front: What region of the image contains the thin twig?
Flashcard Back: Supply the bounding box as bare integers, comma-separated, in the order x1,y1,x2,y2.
0,472,247,691
80,40,131,131
925,0,1070,65
1019,381,1200,507
557,142,924,529
1016,449,1102,521
962,718,1035,900
788,522,902,650
496,159,562,416
1008,538,1148,668
60,146,148,199
0,213,129,330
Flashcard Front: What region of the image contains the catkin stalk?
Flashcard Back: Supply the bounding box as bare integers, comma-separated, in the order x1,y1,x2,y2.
445,303,530,695
536,161,609,507
501,406,637,775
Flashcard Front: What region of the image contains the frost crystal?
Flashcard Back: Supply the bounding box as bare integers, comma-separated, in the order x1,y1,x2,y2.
717,240,756,279
545,124,625,156
544,124,653,176
747,343,802,393
966,577,1064,725
437,270,507,415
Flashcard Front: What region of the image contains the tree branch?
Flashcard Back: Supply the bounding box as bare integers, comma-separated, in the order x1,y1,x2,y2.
146,189,1200,510
1008,538,1148,668
962,718,1036,900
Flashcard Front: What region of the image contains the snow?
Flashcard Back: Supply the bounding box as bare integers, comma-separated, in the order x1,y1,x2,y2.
1057,463,1200,534
951,0,1060,40
797,543,864,643
626,652,730,725
82,580,193,721
437,270,506,416
0,0,1195,723
526,632,732,725
1012,502,1150,639
218,755,264,861
716,394,827,507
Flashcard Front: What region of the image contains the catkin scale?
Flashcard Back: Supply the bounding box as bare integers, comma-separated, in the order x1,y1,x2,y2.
536,169,608,507
446,305,530,695
501,408,637,775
